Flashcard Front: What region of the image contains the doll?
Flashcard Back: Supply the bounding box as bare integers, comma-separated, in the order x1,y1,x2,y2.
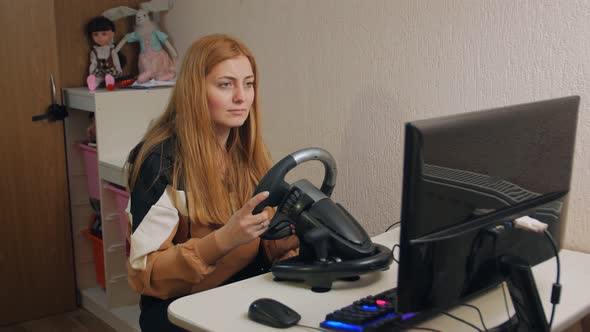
85,16,125,91
104,1,177,84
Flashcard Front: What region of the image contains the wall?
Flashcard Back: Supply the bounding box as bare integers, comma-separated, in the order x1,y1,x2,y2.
161,0,590,252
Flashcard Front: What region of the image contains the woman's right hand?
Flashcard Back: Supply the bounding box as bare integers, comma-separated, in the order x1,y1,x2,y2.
215,191,271,252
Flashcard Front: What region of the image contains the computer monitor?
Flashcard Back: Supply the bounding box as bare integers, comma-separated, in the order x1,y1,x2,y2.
396,96,579,318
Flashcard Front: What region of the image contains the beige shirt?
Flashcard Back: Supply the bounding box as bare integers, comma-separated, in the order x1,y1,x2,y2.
127,208,298,300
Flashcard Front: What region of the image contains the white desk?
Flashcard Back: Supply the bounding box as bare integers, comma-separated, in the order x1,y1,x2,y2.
168,228,590,331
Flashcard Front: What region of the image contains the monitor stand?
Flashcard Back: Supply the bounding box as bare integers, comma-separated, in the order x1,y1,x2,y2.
498,255,550,332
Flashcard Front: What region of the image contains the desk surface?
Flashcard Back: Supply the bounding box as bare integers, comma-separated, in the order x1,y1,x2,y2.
168,228,590,332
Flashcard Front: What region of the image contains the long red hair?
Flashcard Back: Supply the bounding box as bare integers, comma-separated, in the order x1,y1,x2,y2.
128,34,272,225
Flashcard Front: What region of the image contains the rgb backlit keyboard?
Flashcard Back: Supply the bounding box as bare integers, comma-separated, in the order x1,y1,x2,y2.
320,288,419,331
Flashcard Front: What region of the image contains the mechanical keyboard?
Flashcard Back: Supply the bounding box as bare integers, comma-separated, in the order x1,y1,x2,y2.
320,288,426,331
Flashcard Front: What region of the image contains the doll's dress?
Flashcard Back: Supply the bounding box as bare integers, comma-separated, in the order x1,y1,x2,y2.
90,44,122,79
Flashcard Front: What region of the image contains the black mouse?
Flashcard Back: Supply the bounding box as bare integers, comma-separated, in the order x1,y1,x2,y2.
248,298,301,328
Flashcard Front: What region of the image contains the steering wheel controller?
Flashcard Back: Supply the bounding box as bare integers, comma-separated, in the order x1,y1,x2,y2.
253,148,393,291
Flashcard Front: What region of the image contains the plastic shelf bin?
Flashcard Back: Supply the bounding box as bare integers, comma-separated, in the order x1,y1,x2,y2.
104,183,130,245
83,213,105,289
77,143,100,200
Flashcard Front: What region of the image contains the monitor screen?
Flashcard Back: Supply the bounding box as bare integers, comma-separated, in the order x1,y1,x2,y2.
396,96,579,312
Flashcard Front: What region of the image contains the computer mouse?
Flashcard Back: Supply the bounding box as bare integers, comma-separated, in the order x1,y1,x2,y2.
248,298,301,328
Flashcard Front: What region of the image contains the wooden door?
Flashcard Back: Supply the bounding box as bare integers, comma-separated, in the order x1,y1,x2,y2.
0,0,76,324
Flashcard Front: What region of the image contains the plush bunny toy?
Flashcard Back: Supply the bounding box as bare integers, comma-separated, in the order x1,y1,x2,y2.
103,0,178,84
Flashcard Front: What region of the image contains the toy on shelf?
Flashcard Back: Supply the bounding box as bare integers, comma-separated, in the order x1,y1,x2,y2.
104,0,178,84
85,16,126,91
86,113,96,145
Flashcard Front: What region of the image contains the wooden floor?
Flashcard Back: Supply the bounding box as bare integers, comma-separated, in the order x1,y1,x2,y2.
0,309,117,332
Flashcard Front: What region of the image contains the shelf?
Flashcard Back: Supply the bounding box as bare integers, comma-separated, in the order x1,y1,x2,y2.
62,86,173,113
100,160,127,187
64,86,173,331
63,87,97,112
64,86,173,168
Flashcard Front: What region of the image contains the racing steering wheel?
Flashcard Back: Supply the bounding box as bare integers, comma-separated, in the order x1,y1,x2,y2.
253,148,337,239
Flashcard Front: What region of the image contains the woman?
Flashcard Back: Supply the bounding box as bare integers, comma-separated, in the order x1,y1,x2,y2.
126,34,299,331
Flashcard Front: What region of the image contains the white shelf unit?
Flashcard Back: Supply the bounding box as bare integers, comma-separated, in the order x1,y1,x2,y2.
63,87,172,332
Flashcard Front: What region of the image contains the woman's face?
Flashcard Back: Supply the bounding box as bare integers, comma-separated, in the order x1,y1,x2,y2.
206,55,255,137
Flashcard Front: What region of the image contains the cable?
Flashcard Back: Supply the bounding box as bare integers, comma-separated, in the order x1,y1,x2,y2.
549,304,557,329
385,221,400,264
392,244,400,264
504,220,561,329
458,303,489,332
438,310,483,332
543,229,561,328
296,323,331,331
385,221,401,232
543,229,561,285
